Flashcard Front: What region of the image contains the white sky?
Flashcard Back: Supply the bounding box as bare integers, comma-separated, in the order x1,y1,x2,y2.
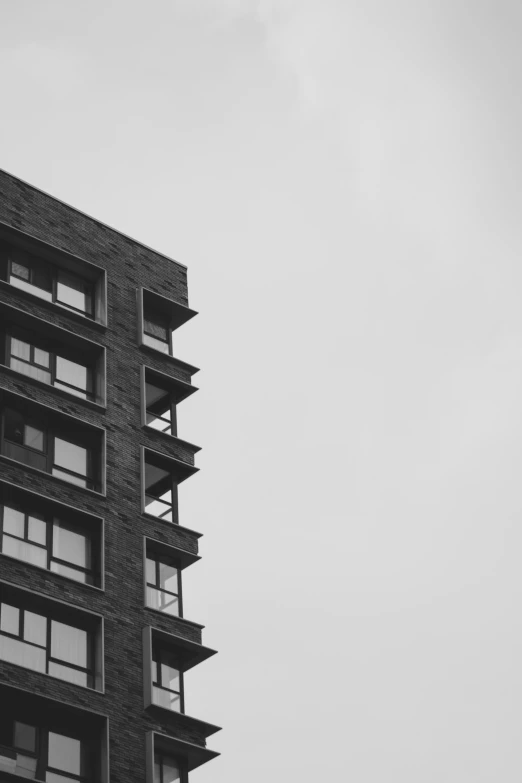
2,1,522,780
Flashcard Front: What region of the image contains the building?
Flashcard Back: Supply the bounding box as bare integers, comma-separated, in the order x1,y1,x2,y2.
0,169,219,783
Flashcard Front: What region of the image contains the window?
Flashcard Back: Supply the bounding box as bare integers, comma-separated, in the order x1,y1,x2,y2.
144,460,176,522
152,648,183,713
146,554,180,616
8,250,94,318
1,406,101,491
145,380,175,435
0,599,94,687
0,502,98,585
8,331,94,400
0,721,92,783
154,751,181,783
139,288,197,363
143,316,171,354
143,450,196,524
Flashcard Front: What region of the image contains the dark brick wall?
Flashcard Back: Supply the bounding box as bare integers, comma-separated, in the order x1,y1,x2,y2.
0,170,213,782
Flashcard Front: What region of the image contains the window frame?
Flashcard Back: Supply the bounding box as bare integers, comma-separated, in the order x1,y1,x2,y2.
0,581,103,691
0,479,104,590
0,682,109,783
0,223,108,327
151,646,184,714
0,502,100,587
8,331,95,400
8,254,95,319
141,447,198,525
0,392,106,495
145,550,183,618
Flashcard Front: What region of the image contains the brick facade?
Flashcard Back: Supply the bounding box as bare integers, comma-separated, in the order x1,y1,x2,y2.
0,170,218,783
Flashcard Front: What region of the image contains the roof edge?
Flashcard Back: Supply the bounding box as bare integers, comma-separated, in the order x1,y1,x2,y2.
0,167,188,271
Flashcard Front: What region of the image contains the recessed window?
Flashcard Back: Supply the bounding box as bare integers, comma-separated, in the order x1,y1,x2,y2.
146,554,180,616
144,460,176,522
139,288,197,361
0,500,100,585
145,380,175,435
8,331,94,400
56,269,93,316
0,720,92,782
154,750,181,783
152,647,183,713
144,316,171,354
0,596,96,688
1,402,103,492
143,449,197,524
8,250,95,318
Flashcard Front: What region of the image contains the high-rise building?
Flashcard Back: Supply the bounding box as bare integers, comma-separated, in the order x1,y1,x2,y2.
0,169,219,783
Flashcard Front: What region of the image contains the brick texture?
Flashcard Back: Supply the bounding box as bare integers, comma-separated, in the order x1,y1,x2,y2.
0,170,215,782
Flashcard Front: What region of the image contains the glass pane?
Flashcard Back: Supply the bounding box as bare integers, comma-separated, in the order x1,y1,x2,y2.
146,587,179,616
146,557,156,586
145,495,172,521
53,521,90,568
24,610,47,646
11,261,30,281
154,753,181,783
51,620,88,668
32,265,52,291
28,515,46,545
52,469,87,488
146,411,172,434
55,357,88,392
11,338,30,360
0,635,46,672
14,722,37,752
48,661,89,687
54,438,87,478
34,347,50,368
144,319,168,340
47,732,82,775
11,357,52,384
162,759,181,783
53,381,88,400
3,505,25,538
158,562,178,594
50,561,89,584
46,773,78,783
3,535,48,568
0,603,20,635
56,271,90,313
15,754,37,778
10,277,53,301
153,686,181,712
161,661,180,692
143,333,170,354
24,425,44,452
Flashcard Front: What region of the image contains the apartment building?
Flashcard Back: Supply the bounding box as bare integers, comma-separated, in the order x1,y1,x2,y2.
0,170,219,783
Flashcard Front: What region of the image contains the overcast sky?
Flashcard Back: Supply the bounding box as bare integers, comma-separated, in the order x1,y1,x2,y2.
2,1,522,781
